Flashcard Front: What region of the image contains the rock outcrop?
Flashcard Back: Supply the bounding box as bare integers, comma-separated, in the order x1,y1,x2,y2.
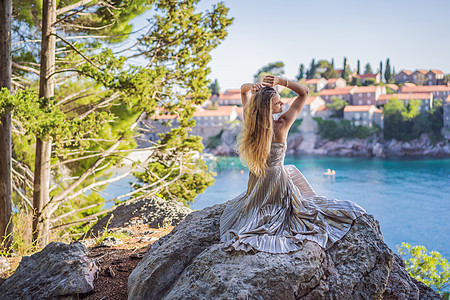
0,242,97,300
128,203,440,299
205,120,450,158
86,196,192,237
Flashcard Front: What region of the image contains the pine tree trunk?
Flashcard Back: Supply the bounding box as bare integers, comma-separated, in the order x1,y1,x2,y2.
0,0,13,251
33,0,56,247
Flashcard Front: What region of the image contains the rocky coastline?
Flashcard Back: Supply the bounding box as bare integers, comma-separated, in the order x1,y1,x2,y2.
206,122,450,158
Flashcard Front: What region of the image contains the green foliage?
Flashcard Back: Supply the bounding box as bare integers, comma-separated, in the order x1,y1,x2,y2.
383,98,442,141
384,58,392,83
326,97,347,118
314,118,380,140
279,88,297,98
341,57,350,81
207,129,224,149
10,0,233,242
296,64,305,81
288,119,303,134
133,128,216,206
398,242,450,295
209,79,220,96
254,61,285,82
364,63,373,74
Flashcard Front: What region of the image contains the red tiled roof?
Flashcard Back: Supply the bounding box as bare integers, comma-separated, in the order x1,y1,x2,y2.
386,84,399,91
327,78,344,83
344,105,381,113
401,85,450,93
281,96,321,106
403,83,417,87
415,69,428,75
319,86,355,96
151,105,240,120
224,89,240,94
398,70,412,75
305,78,323,84
378,93,432,101
218,90,241,100
447,95,450,102
317,105,328,111
358,73,379,79
353,86,380,93
429,69,444,75
305,96,319,105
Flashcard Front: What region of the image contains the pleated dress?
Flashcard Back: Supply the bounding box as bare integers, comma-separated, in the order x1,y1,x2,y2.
219,142,366,254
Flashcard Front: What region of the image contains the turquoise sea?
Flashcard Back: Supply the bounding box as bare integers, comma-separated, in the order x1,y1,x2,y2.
192,155,450,259
104,155,450,259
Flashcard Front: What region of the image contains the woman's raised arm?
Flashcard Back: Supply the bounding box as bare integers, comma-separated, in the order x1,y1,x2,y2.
240,82,263,106
262,75,309,128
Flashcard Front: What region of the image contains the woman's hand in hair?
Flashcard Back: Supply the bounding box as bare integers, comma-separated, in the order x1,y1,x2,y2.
262,75,283,87
251,83,263,93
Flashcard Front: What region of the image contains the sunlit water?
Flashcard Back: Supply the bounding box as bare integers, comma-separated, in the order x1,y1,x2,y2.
192,155,450,259
103,155,450,259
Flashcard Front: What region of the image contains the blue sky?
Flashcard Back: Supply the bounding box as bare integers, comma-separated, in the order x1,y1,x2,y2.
133,0,450,90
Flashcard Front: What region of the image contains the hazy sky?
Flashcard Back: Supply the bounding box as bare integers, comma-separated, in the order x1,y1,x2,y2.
134,0,450,90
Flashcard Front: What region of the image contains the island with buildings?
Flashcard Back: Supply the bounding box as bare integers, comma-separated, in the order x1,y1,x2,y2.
141,68,450,158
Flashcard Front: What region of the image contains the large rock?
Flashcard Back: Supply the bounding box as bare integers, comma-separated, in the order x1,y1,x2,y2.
86,196,192,237
0,242,97,300
128,203,439,299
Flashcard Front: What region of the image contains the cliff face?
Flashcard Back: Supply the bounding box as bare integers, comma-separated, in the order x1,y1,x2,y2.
206,121,450,157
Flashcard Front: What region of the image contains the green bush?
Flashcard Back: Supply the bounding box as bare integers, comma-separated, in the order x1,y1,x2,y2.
398,242,450,297
288,118,303,134
313,118,379,140
383,98,443,142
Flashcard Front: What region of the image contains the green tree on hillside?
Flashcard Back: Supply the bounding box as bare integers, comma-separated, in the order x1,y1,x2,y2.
385,58,392,83
296,64,305,80
326,97,347,118
356,60,361,75
209,79,220,96
364,63,373,74
254,61,285,82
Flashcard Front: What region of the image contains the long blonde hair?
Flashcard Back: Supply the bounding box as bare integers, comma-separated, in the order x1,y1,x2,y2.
238,87,277,177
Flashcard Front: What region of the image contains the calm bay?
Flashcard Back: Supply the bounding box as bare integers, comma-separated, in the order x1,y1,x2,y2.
192,155,450,259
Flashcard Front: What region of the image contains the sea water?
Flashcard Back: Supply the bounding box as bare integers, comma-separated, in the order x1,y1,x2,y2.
192,155,450,259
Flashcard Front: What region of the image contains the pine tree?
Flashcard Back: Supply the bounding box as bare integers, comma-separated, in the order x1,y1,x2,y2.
307,59,316,79
379,61,383,82
385,58,392,83
9,0,233,246
331,58,335,69
357,60,361,75
296,64,305,81
0,0,13,251
364,63,373,74
341,57,349,81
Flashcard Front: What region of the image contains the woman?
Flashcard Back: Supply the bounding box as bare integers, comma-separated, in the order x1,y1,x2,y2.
219,75,366,254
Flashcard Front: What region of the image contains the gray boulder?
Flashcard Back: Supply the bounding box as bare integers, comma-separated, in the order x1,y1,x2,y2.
128,203,440,300
0,242,97,300
85,196,192,237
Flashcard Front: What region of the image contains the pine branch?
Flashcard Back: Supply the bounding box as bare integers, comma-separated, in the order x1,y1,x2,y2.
12,62,40,75
56,0,94,16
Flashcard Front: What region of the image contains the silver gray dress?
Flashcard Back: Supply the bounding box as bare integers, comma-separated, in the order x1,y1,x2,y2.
220,142,366,254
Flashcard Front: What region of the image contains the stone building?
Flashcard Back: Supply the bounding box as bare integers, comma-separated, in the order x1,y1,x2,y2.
343,105,383,128
351,86,386,106
303,78,328,92
318,86,355,104
400,85,450,102
143,106,243,144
